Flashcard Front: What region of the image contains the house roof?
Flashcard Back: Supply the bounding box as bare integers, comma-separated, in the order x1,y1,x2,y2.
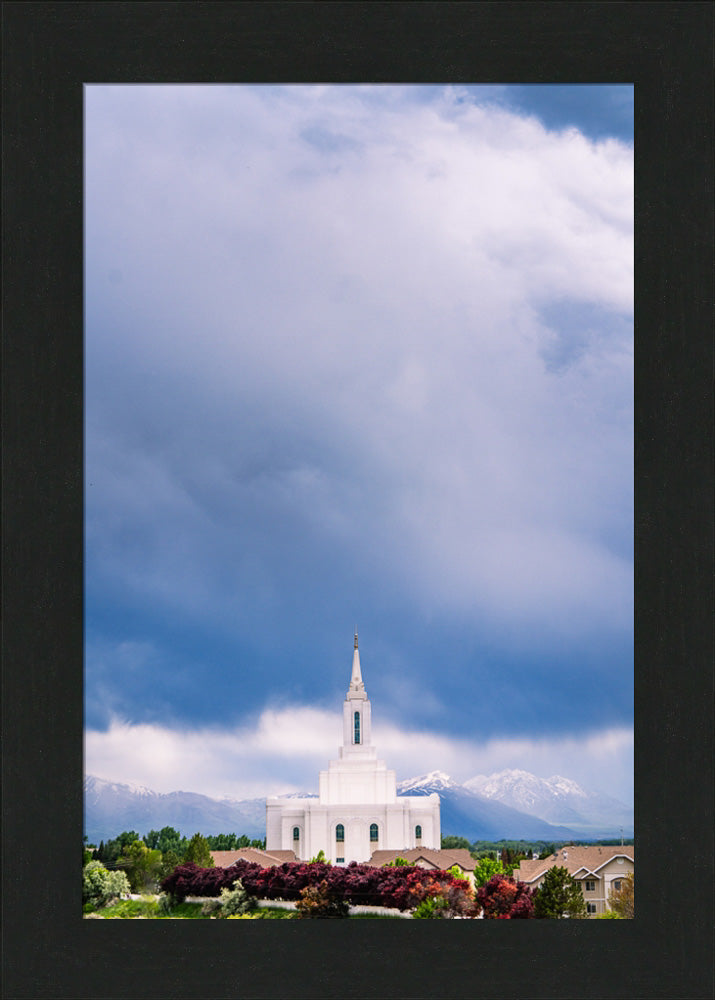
514,845,634,883
210,848,297,868
367,848,475,871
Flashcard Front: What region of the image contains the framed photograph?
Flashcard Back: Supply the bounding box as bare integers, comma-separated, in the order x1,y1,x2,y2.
3,4,712,998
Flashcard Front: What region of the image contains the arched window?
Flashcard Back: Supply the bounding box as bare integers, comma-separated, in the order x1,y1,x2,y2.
292,827,300,841
335,824,345,843
415,825,422,840
354,711,360,744
370,823,378,843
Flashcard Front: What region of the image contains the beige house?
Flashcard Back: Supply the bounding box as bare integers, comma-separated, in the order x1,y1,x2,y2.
513,844,634,916
210,847,297,868
368,848,477,887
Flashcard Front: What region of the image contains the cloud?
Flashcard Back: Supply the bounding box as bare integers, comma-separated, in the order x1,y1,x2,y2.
84,85,633,743
85,708,633,804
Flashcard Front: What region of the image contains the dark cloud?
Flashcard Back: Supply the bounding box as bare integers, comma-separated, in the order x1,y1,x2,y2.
85,86,633,774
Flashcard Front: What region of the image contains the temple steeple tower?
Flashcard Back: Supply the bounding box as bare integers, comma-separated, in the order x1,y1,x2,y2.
347,629,367,700
341,629,373,754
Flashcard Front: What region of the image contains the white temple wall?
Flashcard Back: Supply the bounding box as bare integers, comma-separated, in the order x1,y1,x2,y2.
267,795,440,863
319,760,397,805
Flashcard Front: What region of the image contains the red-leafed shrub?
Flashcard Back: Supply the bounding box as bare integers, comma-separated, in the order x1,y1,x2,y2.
161,860,478,915
241,861,335,901
476,874,535,919
406,871,479,918
160,861,262,902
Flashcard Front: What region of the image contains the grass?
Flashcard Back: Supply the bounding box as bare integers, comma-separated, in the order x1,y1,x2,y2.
84,897,403,919
84,897,207,919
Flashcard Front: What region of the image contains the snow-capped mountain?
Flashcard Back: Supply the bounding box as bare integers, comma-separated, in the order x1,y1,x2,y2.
85,776,159,799
84,776,266,844
463,769,633,835
396,771,580,841
397,770,457,793
465,769,583,799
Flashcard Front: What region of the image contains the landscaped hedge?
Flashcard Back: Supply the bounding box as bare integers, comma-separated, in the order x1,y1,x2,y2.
160,861,262,901
160,860,476,915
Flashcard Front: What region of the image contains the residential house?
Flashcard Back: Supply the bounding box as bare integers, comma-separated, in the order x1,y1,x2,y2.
368,847,476,887
211,847,297,868
512,844,634,916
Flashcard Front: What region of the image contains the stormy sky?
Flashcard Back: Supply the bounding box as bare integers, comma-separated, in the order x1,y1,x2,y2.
84,85,633,804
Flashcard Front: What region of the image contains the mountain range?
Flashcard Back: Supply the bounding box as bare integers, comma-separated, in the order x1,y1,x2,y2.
84,770,633,845
397,770,633,841
84,776,267,844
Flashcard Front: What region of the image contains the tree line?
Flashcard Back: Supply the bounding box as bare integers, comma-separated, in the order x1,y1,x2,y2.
84,828,266,893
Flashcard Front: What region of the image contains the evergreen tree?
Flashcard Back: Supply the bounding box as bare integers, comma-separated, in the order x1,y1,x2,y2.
533,866,587,919
160,849,181,880
183,832,214,867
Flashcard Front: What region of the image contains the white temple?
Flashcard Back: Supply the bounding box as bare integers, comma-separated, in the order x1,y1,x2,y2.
266,632,441,863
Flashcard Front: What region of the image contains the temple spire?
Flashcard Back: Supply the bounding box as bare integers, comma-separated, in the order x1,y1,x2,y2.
347,627,366,699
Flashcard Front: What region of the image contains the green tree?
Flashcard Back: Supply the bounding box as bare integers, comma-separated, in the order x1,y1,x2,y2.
441,835,472,850
608,872,634,918
118,839,163,892
183,832,214,867
144,826,185,857
473,856,505,887
160,849,181,880
533,866,587,919
100,830,141,868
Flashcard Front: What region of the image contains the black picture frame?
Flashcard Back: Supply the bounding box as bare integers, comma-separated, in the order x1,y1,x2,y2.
2,3,713,998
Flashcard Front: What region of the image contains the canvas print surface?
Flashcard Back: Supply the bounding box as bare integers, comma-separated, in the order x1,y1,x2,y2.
84,84,634,920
